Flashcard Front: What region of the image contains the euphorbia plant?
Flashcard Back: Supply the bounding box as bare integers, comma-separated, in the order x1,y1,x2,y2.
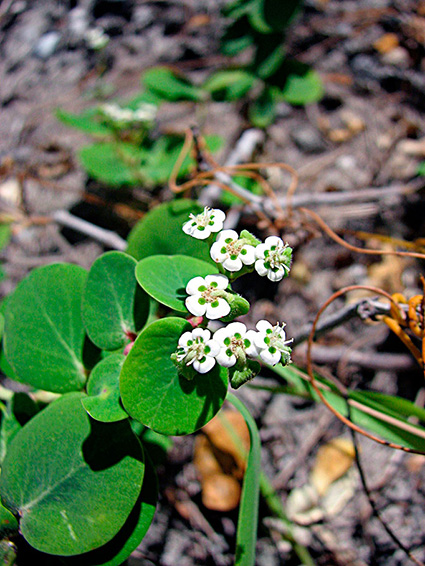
0,201,292,564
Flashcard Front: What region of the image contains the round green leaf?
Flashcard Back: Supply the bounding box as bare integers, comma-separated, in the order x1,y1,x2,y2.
0,393,145,556
3,264,87,393
126,199,213,262
82,354,128,422
120,318,228,435
83,252,149,351
0,501,18,538
280,68,324,106
136,255,218,312
54,454,158,566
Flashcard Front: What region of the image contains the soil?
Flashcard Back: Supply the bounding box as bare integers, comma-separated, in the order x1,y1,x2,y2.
1,0,425,565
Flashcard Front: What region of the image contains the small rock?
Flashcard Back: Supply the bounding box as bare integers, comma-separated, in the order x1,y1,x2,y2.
33,31,61,59
373,33,399,54
380,46,410,69
290,124,326,154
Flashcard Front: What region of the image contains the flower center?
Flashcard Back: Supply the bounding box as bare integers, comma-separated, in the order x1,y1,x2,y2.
176,337,209,365
221,238,243,260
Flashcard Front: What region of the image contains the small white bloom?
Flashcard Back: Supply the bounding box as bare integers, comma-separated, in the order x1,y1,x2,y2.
255,236,292,282
86,27,109,50
214,322,258,368
182,207,226,240
175,328,220,374
185,274,230,320
254,320,292,366
100,102,156,125
210,230,256,272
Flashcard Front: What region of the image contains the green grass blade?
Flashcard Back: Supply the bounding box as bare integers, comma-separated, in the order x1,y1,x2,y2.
227,393,261,566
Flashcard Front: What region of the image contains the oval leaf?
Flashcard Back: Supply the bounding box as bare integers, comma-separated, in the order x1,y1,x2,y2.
0,393,145,556
136,255,218,312
3,264,87,393
120,318,228,435
82,354,128,423
126,199,213,262
83,252,149,351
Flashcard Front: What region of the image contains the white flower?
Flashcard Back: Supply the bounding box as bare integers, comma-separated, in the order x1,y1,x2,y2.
182,207,226,240
175,328,220,374
255,236,292,282
213,322,258,368
254,320,292,366
185,275,231,320
210,230,256,272
86,28,109,50
100,102,157,125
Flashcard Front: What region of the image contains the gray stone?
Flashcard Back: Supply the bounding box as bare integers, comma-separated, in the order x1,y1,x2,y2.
290,124,326,154
33,31,61,59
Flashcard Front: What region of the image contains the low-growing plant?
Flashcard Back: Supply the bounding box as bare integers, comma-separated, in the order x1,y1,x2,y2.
140,0,323,128
0,201,294,564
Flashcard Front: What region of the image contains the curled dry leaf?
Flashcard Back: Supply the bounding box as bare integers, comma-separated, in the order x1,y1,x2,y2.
310,437,356,496
193,409,250,512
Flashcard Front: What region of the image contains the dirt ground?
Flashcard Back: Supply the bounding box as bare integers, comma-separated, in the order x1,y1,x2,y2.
1,0,425,564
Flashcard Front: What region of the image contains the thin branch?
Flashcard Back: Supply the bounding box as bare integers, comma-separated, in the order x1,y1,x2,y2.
52,210,127,251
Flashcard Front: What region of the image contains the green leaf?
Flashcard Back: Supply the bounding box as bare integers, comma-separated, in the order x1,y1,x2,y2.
83,252,149,351
203,70,256,101
120,318,228,435
0,501,18,538
0,393,145,556
126,200,214,262
227,393,261,566
0,224,11,251
79,142,144,187
82,354,128,423
56,454,157,566
56,109,111,136
277,65,324,106
248,86,277,128
274,365,425,452
0,393,38,464
417,161,425,176
3,264,87,393
136,255,218,312
142,67,205,102
263,0,303,32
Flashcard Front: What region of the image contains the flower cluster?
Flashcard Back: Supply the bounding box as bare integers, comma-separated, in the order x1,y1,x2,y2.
175,206,294,382
175,321,292,377
100,102,157,126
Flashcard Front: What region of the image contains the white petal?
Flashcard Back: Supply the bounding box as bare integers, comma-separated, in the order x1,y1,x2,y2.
194,356,216,374
193,328,211,341
191,227,211,240
205,298,231,320
222,257,243,271
216,350,236,367
255,259,268,276
182,221,196,235
178,331,193,347
245,330,259,357
213,327,231,343
205,274,228,290
254,243,268,259
254,333,268,350
185,295,206,317
211,209,226,223
240,245,256,265
226,322,247,336
210,242,228,263
206,339,220,357
267,268,285,282
260,349,281,365
186,276,206,295
265,236,283,247
256,320,273,333
217,229,238,243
